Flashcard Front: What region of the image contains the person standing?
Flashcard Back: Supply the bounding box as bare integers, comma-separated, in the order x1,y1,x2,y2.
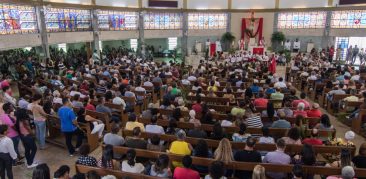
58,98,83,156
0,125,18,179
346,46,353,64
329,45,335,63
0,103,22,163
353,45,359,64
268,54,276,74
15,109,38,168
29,94,48,150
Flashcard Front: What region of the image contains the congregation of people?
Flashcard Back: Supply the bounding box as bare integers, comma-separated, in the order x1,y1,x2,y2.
0,45,366,179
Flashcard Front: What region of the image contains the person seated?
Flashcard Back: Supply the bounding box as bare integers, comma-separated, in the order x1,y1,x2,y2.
253,93,268,108
125,113,145,131
314,114,334,130
205,161,227,179
145,115,164,134
245,109,263,128
326,85,346,102
271,111,291,128
168,130,193,167
277,101,294,117
223,88,236,105
352,142,366,169
250,82,260,94
210,123,227,140
234,136,262,179
76,108,105,138
84,97,96,111
207,80,218,92
112,96,126,111
259,127,275,144
232,123,251,142
326,166,355,179
302,129,323,146
147,134,166,152
71,94,84,108
121,149,145,174
231,101,246,118
187,123,207,139
293,103,308,117
282,127,302,145
306,103,322,118
263,139,291,179
274,77,287,89
125,127,147,149
327,149,353,168
97,145,116,169
75,144,97,167
173,155,200,179
53,165,70,179
149,154,172,177
96,97,119,123
343,89,359,112
292,92,310,109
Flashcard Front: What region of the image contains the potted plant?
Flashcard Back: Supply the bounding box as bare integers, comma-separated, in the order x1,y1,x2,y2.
271,31,285,52
221,32,236,52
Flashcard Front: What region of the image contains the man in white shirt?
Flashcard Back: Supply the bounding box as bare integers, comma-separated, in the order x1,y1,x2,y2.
274,77,287,88
351,70,360,81
187,75,197,82
145,116,165,134
181,75,191,85
143,78,153,87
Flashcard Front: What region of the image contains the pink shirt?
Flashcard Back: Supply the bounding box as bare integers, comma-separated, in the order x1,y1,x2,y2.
292,99,310,109
173,167,200,179
0,114,18,138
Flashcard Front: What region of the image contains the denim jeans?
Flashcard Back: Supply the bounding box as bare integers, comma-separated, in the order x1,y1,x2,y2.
20,135,37,165
10,136,19,156
0,153,13,179
64,129,83,155
34,120,46,148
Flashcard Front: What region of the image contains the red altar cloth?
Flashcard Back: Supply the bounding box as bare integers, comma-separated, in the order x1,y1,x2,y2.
253,47,264,55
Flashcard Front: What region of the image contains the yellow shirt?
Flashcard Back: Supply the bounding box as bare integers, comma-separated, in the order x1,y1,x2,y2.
207,86,218,92
169,141,191,167
125,121,145,132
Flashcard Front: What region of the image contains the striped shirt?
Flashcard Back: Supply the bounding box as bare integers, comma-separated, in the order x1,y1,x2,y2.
246,116,263,128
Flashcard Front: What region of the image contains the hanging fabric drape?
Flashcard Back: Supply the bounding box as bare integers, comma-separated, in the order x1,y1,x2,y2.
241,17,264,46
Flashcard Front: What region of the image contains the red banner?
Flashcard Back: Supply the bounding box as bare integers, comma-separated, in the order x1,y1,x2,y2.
241,17,263,46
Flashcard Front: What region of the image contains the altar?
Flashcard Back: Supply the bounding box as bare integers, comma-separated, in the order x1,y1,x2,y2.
241,12,264,53
249,46,264,55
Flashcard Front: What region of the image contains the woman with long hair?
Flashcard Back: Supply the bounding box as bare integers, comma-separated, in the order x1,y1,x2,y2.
252,165,266,179
293,144,316,165
14,108,38,168
210,123,226,140
193,139,212,173
282,127,302,145
214,138,233,164
121,149,145,173
315,114,333,130
97,144,115,169
32,163,50,179
327,149,353,167
150,154,171,177
232,123,251,142
76,107,105,138
29,93,48,150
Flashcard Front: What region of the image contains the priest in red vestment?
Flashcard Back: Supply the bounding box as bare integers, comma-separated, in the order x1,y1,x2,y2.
269,54,276,74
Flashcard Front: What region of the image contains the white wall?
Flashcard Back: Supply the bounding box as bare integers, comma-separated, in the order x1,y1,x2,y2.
96,0,139,7
142,0,184,8
0,34,42,51
231,12,274,48
145,30,182,38
279,29,324,37
187,0,227,9
330,29,366,37
279,0,329,8
99,30,139,41
188,29,225,37
232,0,276,9
48,32,93,45
44,0,91,5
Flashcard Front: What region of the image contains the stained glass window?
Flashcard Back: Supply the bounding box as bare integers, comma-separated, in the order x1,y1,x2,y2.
0,3,37,35
188,13,227,30
45,7,91,32
144,12,182,30
97,10,138,30
331,10,366,28
278,12,326,29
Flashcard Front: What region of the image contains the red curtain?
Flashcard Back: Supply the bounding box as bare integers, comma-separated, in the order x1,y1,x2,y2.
241,17,263,46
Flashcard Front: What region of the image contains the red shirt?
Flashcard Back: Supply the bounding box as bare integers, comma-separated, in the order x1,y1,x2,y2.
254,98,268,108
192,103,202,114
293,110,308,117
292,99,310,109
303,138,323,145
173,167,200,179
85,103,96,111
306,109,322,118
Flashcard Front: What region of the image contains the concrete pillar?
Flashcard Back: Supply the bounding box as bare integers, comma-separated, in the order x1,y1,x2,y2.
36,5,50,60
273,12,279,33
226,12,231,33
138,11,145,57
182,12,188,60
321,11,332,48
91,9,100,56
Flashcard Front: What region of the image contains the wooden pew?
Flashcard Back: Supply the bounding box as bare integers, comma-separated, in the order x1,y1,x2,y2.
122,130,352,156
109,146,366,177
76,165,160,179
352,109,366,134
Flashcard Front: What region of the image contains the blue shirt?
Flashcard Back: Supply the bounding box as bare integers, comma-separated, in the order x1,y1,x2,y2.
250,85,260,94
58,106,77,132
